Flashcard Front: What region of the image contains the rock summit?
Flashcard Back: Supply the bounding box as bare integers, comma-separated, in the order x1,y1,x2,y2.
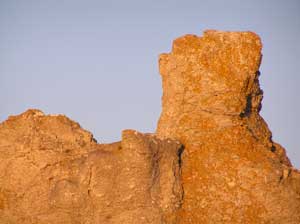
0,30,299,223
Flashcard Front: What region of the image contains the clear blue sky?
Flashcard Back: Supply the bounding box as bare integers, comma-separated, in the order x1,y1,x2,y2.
0,0,299,168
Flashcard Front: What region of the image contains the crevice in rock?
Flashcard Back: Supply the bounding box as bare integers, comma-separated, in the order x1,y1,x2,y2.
239,94,252,118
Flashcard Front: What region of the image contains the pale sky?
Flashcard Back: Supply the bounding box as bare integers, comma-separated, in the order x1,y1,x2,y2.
0,0,299,168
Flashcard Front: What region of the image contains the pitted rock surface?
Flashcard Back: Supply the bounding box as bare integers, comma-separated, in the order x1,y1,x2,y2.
0,110,183,224
156,30,300,223
1,30,299,224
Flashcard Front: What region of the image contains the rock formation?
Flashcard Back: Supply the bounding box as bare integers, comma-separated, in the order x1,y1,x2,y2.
0,30,299,224
156,30,300,223
0,110,183,223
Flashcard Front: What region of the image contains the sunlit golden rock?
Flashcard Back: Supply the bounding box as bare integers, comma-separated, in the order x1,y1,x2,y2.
157,30,300,223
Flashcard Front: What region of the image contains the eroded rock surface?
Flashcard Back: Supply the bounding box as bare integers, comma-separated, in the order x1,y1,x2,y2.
0,110,183,224
1,30,299,224
156,30,300,223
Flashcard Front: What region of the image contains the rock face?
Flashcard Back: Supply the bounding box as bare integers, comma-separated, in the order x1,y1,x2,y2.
1,30,299,224
156,30,300,223
0,110,183,224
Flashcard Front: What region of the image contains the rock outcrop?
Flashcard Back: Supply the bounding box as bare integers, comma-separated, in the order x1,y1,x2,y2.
0,110,183,224
156,30,300,223
0,30,299,224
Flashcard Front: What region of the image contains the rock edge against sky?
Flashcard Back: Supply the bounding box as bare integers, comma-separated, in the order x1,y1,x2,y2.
0,30,299,223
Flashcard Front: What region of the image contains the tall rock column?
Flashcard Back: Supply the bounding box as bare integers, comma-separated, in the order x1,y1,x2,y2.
156,30,300,223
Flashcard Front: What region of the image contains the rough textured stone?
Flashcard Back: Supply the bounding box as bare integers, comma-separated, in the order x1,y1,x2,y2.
1,30,299,224
0,109,183,224
156,30,300,223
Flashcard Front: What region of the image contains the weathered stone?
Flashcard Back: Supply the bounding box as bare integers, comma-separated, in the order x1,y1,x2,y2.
156,30,300,223
0,109,183,223
1,30,299,224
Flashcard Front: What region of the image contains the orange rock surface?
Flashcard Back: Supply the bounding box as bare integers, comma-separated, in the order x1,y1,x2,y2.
0,30,299,224
0,110,183,223
156,30,300,223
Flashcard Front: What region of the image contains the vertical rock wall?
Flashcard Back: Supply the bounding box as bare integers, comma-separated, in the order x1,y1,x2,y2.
156,30,300,223
0,30,299,224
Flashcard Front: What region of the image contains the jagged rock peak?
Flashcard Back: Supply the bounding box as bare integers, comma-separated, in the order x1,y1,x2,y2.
0,30,299,224
157,30,300,223
0,109,183,223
